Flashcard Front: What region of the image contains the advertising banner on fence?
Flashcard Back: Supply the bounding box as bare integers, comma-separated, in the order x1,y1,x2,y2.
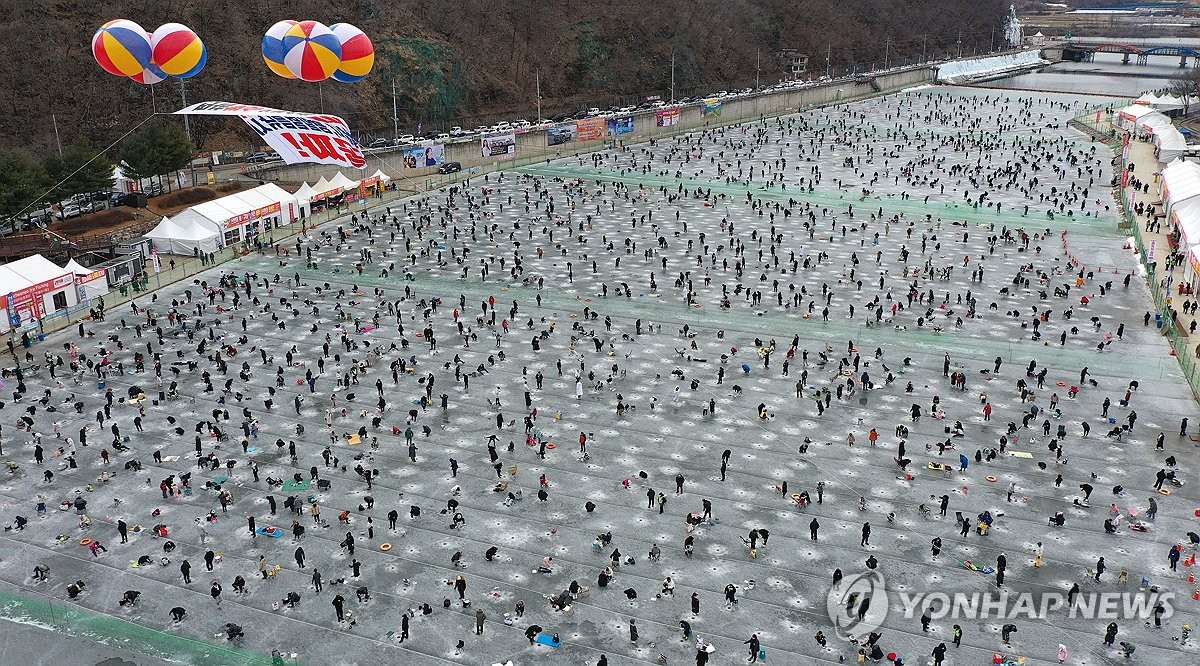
576,117,608,142
402,144,445,168
702,98,722,118
482,133,517,158
607,116,634,136
656,108,681,127
175,101,366,169
546,124,577,146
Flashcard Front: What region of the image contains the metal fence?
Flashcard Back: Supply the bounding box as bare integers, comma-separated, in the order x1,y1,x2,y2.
1078,104,1200,399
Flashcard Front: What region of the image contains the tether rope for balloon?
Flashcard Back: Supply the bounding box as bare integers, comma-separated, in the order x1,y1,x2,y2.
12,111,165,224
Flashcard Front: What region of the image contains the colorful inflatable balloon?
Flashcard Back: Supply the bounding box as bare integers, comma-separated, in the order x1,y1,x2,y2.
329,23,374,83
262,20,298,79
92,19,152,78
282,20,342,82
129,63,168,85
151,23,207,78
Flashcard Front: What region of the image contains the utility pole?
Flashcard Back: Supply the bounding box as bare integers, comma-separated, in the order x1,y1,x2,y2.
179,79,195,189
957,33,963,58
826,43,832,78
884,37,891,70
922,35,928,63
391,77,399,140
536,70,542,121
670,52,675,103
755,49,761,91
991,26,995,52
52,115,62,158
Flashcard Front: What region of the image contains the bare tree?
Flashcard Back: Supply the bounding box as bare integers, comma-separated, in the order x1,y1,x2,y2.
1168,69,1200,116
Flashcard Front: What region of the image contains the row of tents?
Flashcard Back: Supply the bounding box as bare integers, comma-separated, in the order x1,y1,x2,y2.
1115,104,1190,164
1157,160,1200,287
142,170,392,256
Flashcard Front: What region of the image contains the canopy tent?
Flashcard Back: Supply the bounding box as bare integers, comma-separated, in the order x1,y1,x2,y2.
369,169,392,183
311,176,339,201
144,214,220,255
4,254,71,286
293,182,315,204
328,172,359,191
143,184,301,252
1136,111,1173,139
1156,126,1188,164
1160,160,1200,216
64,258,110,301
1134,92,1186,113
254,182,305,221
1133,92,1164,107
1116,104,1157,131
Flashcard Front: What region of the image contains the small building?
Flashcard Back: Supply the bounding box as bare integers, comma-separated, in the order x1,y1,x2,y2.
775,50,809,80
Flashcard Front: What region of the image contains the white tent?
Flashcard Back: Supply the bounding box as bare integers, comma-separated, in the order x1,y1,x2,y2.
144,214,220,255
328,172,359,191
294,182,315,205
64,258,110,300
1161,160,1200,216
1116,104,1157,131
0,254,78,331
1156,126,1188,164
370,169,392,183
1136,112,1173,139
254,182,305,221
311,176,338,200
1136,92,1186,113
1172,197,1200,246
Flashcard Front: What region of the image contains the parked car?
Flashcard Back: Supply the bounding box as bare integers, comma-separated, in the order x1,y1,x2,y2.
435,133,450,141
247,152,278,163
56,204,82,220
587,108,601,116
397,134,416,144
438,161,462,174
109,192,128,206
368,138,392,149
449,126,467,136
514,119,530,129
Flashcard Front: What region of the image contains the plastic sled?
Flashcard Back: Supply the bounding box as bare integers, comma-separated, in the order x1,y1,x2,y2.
535,632,561,647
961,560,995,575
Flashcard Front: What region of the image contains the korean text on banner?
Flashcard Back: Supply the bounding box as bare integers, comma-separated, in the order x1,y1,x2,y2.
175,101,365,169
482,133,517,158
576,117,607,142
656,108,681,127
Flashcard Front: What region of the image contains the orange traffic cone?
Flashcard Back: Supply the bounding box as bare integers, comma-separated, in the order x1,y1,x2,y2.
1188,572,1195,584
1192,589,1200,601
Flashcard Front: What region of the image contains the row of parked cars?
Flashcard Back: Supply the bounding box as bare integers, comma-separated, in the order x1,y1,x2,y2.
13,184,162,229
354,75,838,154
